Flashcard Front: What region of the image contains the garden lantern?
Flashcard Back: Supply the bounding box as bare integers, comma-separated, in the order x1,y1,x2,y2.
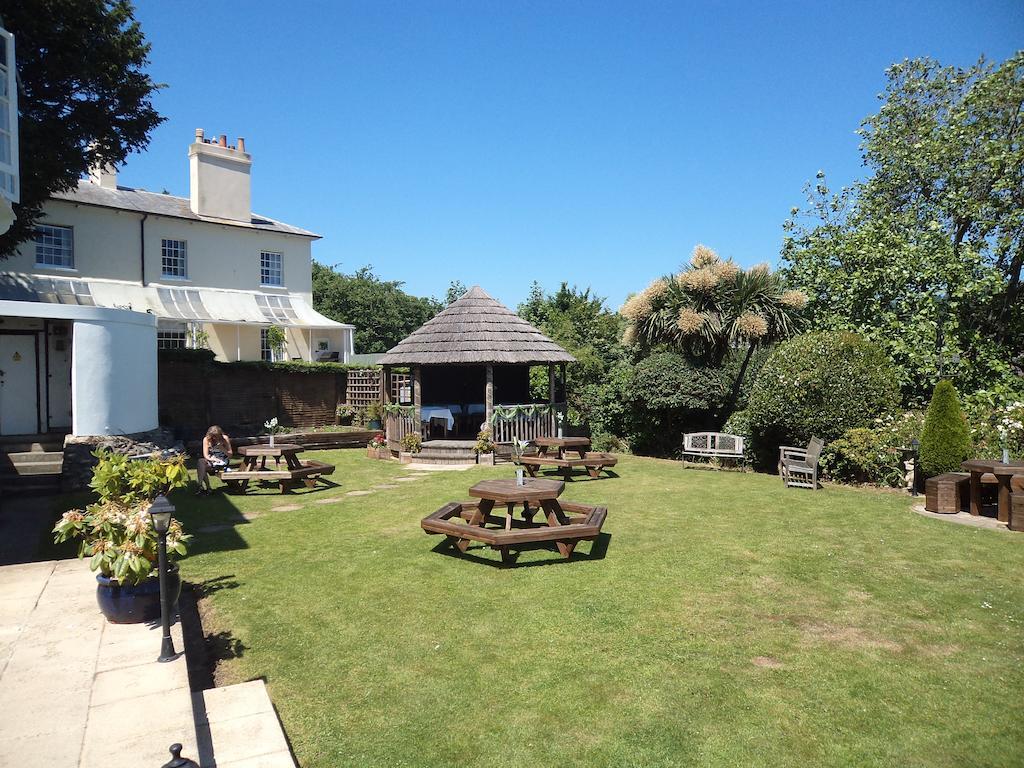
160,743,199,768
147,495,178,662
909,438,920,497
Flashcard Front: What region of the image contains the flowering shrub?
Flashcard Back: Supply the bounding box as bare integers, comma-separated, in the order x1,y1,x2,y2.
820,412,924,486
746,331,900,467
400,431,422,453
474,428,495,455
367,432,387,450
52,451,191,585
964,387,1024,461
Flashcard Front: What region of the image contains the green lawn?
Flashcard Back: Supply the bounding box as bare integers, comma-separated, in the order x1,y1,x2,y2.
159,451,1024,767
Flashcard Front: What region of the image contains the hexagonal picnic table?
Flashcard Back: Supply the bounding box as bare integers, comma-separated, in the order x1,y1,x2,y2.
421,477,607,564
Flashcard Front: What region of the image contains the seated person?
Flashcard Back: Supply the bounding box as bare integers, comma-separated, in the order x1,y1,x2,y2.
196,425,233,495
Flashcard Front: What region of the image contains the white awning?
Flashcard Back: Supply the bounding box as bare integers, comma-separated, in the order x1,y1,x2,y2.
0,273,352,329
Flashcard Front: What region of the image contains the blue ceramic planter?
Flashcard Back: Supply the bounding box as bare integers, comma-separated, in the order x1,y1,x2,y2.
95,563,180,624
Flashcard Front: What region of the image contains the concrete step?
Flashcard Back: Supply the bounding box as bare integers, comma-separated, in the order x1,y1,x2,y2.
194,680,296,766
1,459,64,475
3,450,64,464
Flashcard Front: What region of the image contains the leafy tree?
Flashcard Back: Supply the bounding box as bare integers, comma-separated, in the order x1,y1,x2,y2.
312,263,441,353
746,331,901,466
620,245,805,408
0,1,163,257
517,282,623,425
445,280,467,304
783,54,1024,401
919,380,972,477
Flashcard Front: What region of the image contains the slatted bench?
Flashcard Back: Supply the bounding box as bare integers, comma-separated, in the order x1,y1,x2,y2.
421,499,607,564
682,432,745,462
519,452,618,481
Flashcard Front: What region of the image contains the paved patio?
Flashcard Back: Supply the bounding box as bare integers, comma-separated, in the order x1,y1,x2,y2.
0,559,294,767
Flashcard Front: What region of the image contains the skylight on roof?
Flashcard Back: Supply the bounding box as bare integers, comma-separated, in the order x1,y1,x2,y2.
255,293,299,324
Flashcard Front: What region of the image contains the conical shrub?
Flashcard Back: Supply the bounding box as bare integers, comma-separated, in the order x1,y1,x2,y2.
919,380,972,477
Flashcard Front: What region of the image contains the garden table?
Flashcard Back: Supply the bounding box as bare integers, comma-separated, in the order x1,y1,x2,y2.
421,477,607,563
961,459,1024,523
223,443,335,494
533,436,590,460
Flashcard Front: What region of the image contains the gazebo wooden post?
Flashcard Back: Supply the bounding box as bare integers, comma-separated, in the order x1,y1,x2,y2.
381,365,391,405
485,364,494,427
413,365,422,428
547,364,556,405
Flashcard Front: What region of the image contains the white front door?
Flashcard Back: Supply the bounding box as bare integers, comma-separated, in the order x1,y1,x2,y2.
0,334,39,435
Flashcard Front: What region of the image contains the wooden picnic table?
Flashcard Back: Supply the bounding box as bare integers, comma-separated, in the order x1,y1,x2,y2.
961,459,1024,523
223,443,335,494
533,436,590,460
420,477,607,563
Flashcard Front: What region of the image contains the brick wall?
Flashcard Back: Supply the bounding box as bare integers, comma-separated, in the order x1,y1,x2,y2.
158,356,348,439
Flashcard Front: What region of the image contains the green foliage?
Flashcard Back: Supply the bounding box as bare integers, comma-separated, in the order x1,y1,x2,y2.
0,0,164,257
783,54,1024,401
963,384,1024,461
517,281,623,426
265,325,287,361
746,332,901,463
919,381,973,477
474,428,495,455
820,412,924,487
312,263,442,353
400,431,422,454
51,450,191,585
446,280,467,304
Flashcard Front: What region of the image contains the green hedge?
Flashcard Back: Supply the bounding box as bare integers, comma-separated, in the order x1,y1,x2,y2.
157,349,375,373
919,380,972,477
746,331,900,465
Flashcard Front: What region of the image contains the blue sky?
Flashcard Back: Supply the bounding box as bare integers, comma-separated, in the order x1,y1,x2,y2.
124,0,1023,310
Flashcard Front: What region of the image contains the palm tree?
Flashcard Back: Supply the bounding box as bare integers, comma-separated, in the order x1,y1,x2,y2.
621,244,807,405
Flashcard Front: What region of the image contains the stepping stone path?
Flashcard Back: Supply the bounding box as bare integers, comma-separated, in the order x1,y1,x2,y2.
312,496,342,505
346,490,374,496
271,504,303,513
373,484,399,490
396,477,421,483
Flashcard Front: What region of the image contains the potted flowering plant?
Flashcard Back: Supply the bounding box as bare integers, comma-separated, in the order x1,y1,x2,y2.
510,438,530,485
52,450,191,624
264,416,283,446
400,432,422,463
474,428,495,465
556,410,565,439
367,432,389,459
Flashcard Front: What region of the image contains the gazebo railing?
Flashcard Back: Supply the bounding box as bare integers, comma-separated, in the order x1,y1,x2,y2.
385,410,418,450
490,404,562,445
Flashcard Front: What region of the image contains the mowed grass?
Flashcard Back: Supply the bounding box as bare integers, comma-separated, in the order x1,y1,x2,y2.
164,450,1024,768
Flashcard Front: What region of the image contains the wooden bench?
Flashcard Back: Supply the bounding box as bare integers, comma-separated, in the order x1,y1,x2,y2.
421,500,607,563
221,459,336,494
519,452,618,481
683,432,744,461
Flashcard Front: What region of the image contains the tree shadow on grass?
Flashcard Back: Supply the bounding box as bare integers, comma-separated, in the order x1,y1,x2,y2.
430,532,612,569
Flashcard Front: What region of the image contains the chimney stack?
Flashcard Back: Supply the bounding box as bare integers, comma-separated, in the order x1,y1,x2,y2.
188,128,252,222
88,162,118,190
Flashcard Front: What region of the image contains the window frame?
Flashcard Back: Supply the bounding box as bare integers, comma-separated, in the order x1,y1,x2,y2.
161,238,189,280
0,26,19,203
34,224,75,269
157,329,188,350
260,250,284,287
260,327,273,361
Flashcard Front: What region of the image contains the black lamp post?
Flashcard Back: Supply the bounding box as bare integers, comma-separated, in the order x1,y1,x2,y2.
148,494,178,663
910,438,920,497
160,743,199,768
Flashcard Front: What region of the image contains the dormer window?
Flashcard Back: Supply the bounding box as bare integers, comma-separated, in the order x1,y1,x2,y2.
260,251,283,287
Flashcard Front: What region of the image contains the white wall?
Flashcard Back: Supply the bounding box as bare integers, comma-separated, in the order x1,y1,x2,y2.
72,314,158,436
9,198,315,303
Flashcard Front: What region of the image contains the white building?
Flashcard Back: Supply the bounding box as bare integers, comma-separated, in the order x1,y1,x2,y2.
0,129,353,437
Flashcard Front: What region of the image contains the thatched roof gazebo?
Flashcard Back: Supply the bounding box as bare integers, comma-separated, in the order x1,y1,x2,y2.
378,286,575,447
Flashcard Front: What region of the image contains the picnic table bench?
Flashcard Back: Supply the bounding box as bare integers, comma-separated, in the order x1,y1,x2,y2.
221,443,336,494
519,451,618,481
421,478,607,564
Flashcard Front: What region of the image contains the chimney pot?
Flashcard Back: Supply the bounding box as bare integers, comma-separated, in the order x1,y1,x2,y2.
237,137,246,153
195,128,204,141
219,134,227,147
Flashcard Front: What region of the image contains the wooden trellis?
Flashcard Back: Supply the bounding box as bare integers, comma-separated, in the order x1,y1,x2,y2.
345,369,382,409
